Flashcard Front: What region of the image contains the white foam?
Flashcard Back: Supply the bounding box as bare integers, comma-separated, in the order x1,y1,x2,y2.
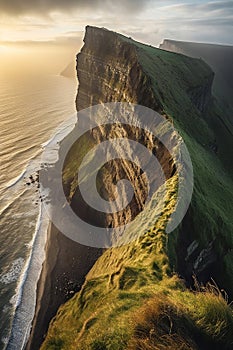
0,161,39,217
0,191,25,218
6,189,49,350
41,113,77,164
5,170,27,189
0,259,25,285
41,113,76,149
1,115,76,218
6,114,77,350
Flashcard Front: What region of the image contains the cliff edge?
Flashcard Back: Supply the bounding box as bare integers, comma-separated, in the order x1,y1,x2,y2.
39,27,233,350
159,39,233,172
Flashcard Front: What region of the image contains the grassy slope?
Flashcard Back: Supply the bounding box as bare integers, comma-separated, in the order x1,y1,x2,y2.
160,40,233,107
159,40,233,174
41,33,233,349
132,39,233,289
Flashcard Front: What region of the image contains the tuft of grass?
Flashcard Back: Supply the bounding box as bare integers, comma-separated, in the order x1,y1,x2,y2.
128,283,233,350
45,338,64,350
41,275,233,350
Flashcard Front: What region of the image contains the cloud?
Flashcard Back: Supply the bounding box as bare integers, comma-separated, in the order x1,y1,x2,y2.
0,1,232,46
160,0,233,17
201,0,233,11
2,31,84,48
0,0,150,16
149,1,233,45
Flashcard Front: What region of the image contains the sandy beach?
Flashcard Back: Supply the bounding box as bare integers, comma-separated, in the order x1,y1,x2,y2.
26,222,102,350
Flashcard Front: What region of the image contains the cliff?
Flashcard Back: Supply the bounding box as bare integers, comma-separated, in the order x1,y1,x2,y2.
159,39,233,107
60,61,76,79
39,27,233,349
159,40,233,171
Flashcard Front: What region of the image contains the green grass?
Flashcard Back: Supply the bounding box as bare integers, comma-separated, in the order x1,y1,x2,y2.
41,28,233,349
120,32,233,291
41,276,233,350
128,282,233,350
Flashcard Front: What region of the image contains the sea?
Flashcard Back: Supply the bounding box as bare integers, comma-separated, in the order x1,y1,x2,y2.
0,71,77,349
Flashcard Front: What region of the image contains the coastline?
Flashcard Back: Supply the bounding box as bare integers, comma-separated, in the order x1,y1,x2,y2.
25,222,59,350
1,76,78,350
5,198,49,350
25,222,103,350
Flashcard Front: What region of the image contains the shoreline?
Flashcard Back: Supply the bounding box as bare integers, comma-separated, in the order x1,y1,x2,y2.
1,77,78,350
25,222,102,350
25,222,60,350
5,197,49,350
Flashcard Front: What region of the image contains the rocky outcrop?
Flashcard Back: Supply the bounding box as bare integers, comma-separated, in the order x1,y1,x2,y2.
159,39,233,111
160,40,214,113
160,40,185,54
33,27,233,350
71,27,233,295
76,26,161,111
63,25,226,293
60,61,76,79
64,26,176,233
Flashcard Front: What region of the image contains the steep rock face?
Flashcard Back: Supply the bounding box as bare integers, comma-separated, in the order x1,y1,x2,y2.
64,25,233,298
68,27,221,281
159,39,233,180
160,39,184,55
77,27,214,115
159,40,215,114
64,26,174,233
159,39,233,104
76,26,161,111
40,27,233,349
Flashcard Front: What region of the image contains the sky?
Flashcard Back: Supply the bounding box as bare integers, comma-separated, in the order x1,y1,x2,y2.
0,0,232,74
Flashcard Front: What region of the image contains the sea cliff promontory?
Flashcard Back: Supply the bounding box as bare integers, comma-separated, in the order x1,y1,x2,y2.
29,26,233,350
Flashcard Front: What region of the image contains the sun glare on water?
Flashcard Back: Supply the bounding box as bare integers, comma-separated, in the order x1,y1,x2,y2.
0,45,8,53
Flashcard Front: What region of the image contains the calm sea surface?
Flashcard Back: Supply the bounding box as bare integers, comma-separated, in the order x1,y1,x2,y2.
0,73,77,349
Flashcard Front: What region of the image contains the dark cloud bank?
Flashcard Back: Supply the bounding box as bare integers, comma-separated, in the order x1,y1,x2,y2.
0,0,149,15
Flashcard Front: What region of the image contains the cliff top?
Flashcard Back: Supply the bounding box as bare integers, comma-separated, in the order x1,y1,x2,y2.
41,26,233,350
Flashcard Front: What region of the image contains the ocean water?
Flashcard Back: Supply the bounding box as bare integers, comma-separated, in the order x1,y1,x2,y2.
0,73,77,349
